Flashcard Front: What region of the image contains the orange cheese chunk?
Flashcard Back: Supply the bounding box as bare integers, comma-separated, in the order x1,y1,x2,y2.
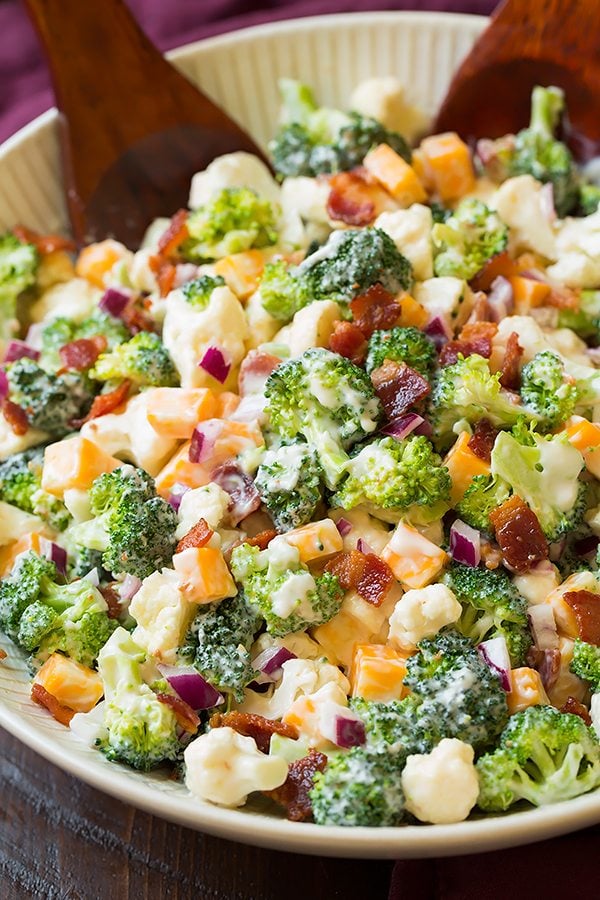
75,239,129,288
350,643,409,702
363,143,427,205
509,275,551,311
444,431,491,505
397,292,428,329
506,667,549,715
418,132,476,202
282,519,343,563
172,546,237,603
145,387,219,439
0,532,45,578
566,417,600,479
41,436,121,498
35,653,104,713
216,392,241,418
214,250,265,300
381,522,448,589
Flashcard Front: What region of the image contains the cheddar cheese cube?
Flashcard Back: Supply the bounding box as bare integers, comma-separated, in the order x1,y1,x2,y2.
214,249,265,300
41,436,121,498
0,532,45,578
350,643,409,702
173,546,237,604
145,387,219,439
35,653,104,713
443,431,491,505
506,667,548,715
282,518,343,563
381,522,448,589
363,143,427,206
566,417,600,479
418,132,476,202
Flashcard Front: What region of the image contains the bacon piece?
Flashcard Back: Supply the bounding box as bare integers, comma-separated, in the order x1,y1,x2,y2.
468,419,499,463
120,301,156,333
58,335,107,372
31,683,74,727
326,170,378,226
264,749,328,821
176,518,214,553
370,360,430,419
13,224,76,255
148,255,178,298
489,495,548,573
100,585,122,620
79,379,131,425
209,711,298,753
245,529,278,550
460,321,498,344
156,692,200,734
325,550,394,607
546,285,579,310
470,251,517,292
238,350,281,396
439,324,496,367
498,331,524,391
465,291,493,323
157,209,189,259
2,399,29,435
350,284,400,338
560,696,592,726
328,320,368,365
0,648,7,660
563,591,600,645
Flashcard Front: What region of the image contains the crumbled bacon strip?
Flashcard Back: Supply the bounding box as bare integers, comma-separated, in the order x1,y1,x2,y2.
439,324,496,367
468,419,499,463
460,321,498,343
560,696,592,726
325,550,394,607
13,224,76,255
31,683,74,727
209,711,298,754
245,529,278,550
2,399,29,435
156,692,200,734
176,518,214,553
58,335,107,372
350,284,400,337
563,591,600,646
100,585,122,620
498,331,524,391
326,170,378,226
121,301,156,333
263,749,328,821
489,495,548,573
328,320,368,365
469,251,517,292
0,648,7,660
78,379,131,425
157,209,189,259
370,360,430,419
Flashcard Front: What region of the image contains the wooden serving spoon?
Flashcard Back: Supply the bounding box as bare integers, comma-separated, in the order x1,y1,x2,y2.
433,0,600,161
23,0,269,248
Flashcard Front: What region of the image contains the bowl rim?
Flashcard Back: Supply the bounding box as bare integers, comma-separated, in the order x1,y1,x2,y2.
1,8,599,858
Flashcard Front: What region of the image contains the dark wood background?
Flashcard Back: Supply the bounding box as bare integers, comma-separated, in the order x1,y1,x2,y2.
0,727,394,899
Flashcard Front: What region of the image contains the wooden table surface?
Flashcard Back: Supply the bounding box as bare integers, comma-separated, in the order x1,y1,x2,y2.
0,727,395,900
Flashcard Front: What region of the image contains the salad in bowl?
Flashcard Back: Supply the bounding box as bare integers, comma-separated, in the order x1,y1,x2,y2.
0,74,599,831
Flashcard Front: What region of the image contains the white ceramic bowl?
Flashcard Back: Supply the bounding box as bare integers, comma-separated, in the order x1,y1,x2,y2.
2,11,600,858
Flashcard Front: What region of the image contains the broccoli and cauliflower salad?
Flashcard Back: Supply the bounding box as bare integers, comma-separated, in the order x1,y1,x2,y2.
1,77,600,828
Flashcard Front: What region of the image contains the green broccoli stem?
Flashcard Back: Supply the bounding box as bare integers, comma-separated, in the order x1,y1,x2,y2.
530,86,564,140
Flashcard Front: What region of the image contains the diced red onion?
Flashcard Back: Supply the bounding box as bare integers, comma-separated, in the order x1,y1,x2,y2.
535,647,561,692
0,368,8,401
189,419,223,464
487,276,514,322
356,538,374,555
118,574,142,601
199,346,231,384
3,340,40,363
81,568,100,586
528,604,559,651
449,519,481,568
381,413,425,441
168,482,190,512
211,463,261,525
39,538,67,575
477,636,512,691
335,517,353,537
320,707,367,748
252,646,297,682
99,288,130,318
540,183,556,222
425,315,452,348
157,664,224,710
549,538,567,562
574,535,600,559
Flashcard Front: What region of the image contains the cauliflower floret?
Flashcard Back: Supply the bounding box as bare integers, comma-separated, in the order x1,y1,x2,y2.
130,568,194,663
414,277,473,329
513,561,560,606
388,583,462,651
244,289,281,350
175,483,232,540
251,630,328,662
0,501,44,547
280,176,333,227
163,284,248,389
491,315,590,370
239,657,349,719
30,277,102,325
350,76,426,142
547,211,600,289
0,416,48,462
401,738,479,824
189,152,281,208
128,248,159,294
328,508,391,556
184,727,288,807
375,205,433,281
274,300,342,358
63,488,92,523
282,681,350,749
491,175,556,259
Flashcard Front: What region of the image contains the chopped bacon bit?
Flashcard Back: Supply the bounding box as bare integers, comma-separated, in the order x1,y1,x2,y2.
328,320,368,365
264,749,328,821
563,591,600,645
245,529,278,550
326,170,377,226
468,419,499,463
470,251,517,292
31,683,74,727
326,550,366,589
100,585,122,620
2,399,29,435
78,379,131,425
439,325,496,367
489,495,548,573
58,335,107,372
157,209,189,259
176,518,214,553
546,285,580,311
350,284,400,338
156,261,177,298
560,696,592,725
370,360,430,419
460,321,498,343
209,710,298,753
13,224,76,255
156,692,200,734
238,350,281,396
466,291,493,323
0,648,7,660
121,301,156,333
499,331,524,391
325,550,394,607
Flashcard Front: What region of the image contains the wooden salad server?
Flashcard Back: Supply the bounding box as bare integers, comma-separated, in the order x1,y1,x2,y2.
23,0,269,248
433,0,600,161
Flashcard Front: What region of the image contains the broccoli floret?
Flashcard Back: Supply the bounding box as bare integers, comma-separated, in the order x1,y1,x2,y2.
455,474,512,533
429,355,538,449
97,627,181,770
259,259,313,321
0,232,39,341
432,199,508,281
310,746,406,826
71,465,177,580
350,694,439,755
180,593,261,701
578,183,600,217
0,550,57,641
0,446,70,531
255,442,323,531
230,540,343,637
404,629,509,751
39,311,130,373
365,326,437,378
491,429,587,541
445,563,532,666
570,639,600,691
520,351,578,429
335,112,411,170
264,347,382,487
181,187,278,262
430,202,451,224
6,357,94,437
557,290,600,345
477,705,600,811
69,546,109,581
331,436,451,516
90,331,178,387
181,274,225,309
